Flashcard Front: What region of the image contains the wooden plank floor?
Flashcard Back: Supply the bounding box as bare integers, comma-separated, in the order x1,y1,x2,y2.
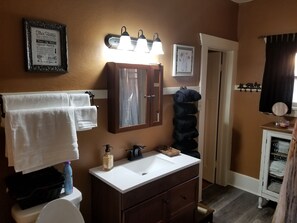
200,184,277,223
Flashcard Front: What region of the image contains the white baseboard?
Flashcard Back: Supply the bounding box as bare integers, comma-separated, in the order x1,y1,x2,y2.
228,171,259,196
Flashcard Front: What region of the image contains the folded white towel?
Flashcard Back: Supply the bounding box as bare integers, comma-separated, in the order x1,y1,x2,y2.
5,107,79,173
74,106,98,131
269,160,286,177
69,94,91,107
2,93,69,112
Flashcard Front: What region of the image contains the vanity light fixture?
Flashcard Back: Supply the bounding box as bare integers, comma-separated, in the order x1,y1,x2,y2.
151,33,164,55
135,29,149,53
104,26,164,55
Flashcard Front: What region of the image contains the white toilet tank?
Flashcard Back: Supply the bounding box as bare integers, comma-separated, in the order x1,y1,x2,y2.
11,187,82,223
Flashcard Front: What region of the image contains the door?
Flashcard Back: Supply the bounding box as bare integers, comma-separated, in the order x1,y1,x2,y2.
203,51,222,183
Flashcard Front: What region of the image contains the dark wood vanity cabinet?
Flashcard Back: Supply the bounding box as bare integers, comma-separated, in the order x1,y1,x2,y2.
90,164,199,223
106,62,163,133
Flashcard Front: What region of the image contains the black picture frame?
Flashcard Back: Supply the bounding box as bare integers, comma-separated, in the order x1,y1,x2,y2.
23,18,68,73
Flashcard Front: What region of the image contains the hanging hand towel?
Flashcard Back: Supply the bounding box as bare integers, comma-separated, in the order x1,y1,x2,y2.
2,93,70,112
69,93,91,107
74,106,98,131
5,107,78,173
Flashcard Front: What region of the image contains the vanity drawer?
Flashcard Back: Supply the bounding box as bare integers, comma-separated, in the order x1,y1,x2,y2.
167,178,198,218
122,164,199,209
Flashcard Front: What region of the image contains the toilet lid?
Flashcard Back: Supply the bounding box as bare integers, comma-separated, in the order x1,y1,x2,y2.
36,199,84,223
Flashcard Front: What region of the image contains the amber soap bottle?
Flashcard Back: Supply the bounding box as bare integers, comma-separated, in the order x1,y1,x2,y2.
103,144,114,171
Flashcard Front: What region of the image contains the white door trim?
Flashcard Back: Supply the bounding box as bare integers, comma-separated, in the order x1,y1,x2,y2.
198,33,238,201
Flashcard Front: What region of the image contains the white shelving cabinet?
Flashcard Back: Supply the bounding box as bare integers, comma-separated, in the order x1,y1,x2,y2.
258,123,293,208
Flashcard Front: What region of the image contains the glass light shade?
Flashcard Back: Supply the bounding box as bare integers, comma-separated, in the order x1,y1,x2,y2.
118,35,133,50
151,41,164,55
135,29,149,53
135,38,149,53
117,26,133,50
150,33,164,55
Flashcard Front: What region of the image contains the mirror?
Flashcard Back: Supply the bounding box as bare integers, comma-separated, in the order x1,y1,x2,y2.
272,102,289,127
107,63,163,133
119,68,147,128
272,102,288,116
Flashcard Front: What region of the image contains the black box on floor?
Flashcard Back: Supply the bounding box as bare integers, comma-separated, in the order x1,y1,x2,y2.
6,167,64,209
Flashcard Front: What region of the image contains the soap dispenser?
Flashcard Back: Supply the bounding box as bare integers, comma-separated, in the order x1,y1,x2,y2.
103,144,114,171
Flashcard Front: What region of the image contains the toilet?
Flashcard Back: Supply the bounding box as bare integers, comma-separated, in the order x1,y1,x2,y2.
11,187,83,223
36,199,84,223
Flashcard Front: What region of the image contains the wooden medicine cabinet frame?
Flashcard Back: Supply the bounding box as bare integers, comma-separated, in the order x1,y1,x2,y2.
107,62,163,133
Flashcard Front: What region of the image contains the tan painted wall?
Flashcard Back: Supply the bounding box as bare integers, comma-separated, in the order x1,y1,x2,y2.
231,0,297,178
0,0,237,222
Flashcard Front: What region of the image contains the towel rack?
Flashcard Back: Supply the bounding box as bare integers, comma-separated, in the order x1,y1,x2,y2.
0,92,98,118
85,91,99,109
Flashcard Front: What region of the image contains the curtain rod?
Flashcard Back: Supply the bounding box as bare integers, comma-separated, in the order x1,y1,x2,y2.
258,32,297,39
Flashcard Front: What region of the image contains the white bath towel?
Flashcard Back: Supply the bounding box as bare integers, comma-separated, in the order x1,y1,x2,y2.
2,93,70,112
74,106,98,131
5,107,79,173
69,94,91,107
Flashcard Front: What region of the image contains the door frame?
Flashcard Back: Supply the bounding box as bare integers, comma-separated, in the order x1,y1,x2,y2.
198,33,238,201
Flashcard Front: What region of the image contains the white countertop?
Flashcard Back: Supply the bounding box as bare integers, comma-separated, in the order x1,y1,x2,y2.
89,151,200,193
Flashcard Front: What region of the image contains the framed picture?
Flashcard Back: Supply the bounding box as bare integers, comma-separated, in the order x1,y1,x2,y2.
23,18,68,73
172,44,195,76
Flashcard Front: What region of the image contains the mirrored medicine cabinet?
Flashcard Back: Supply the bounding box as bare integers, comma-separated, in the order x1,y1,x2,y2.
107,62,163,133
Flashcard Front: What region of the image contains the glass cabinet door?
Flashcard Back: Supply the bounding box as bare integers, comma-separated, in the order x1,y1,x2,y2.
262,132,291,197
119,68,148,129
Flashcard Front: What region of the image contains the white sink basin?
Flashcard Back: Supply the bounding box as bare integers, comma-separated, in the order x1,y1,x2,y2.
89,151,200,193
122,156,174,176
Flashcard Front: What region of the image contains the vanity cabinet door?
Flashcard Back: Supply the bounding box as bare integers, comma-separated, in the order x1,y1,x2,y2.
167,178,197,222
122,192,167,223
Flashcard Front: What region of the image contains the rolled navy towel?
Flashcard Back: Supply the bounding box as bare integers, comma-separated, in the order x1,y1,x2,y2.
173,115,197,131
173,128,198,141
182,150,200,159
172,139,198,151
173,89,201,103
174,103,198,117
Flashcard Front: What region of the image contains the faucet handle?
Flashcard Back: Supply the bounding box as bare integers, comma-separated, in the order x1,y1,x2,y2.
133,145,146,150
126,145,145,161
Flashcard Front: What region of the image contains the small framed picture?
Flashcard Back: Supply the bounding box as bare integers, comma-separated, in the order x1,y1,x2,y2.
172,44,195,76
23,18,68,73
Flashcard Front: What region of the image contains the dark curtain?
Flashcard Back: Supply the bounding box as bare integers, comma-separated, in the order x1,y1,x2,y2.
259,34,297,114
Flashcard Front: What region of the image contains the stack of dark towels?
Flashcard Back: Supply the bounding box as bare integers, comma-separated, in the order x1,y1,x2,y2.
172,88,201,158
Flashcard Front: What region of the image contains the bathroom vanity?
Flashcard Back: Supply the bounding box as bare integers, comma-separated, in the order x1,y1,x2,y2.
89,151,200,223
